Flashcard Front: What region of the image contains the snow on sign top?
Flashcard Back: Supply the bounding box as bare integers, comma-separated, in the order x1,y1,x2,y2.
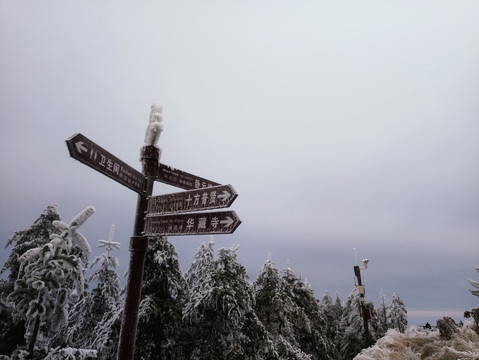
66,133,145,194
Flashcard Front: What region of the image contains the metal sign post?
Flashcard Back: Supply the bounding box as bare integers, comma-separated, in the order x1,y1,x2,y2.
118,145,160,360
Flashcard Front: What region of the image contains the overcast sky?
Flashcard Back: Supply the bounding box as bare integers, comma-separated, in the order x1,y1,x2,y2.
1,1,478,326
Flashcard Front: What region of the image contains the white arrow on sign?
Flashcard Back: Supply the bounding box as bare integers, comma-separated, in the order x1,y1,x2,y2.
75,141,88,154
220,216,235,227
217,190,232,202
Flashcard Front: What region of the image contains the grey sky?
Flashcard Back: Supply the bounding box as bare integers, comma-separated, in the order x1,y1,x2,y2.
1,1,478,326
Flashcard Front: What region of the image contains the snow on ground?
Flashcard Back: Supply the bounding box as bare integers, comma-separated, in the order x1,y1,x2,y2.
354,322,479,360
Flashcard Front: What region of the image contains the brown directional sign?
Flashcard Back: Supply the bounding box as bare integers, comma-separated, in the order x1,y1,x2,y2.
144,210,241,236
66,133,145,194
156,163,220,190
147,184,237,215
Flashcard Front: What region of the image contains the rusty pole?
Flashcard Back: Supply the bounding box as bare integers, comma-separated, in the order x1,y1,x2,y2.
354,265,371,347
117,145,160,360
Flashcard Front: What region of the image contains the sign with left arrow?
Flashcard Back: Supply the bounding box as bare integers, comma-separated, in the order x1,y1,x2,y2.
66,133,145,194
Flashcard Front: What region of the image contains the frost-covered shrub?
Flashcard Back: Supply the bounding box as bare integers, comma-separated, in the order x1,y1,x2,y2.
436,317,458,340
464,308,479,328
354,323,479,360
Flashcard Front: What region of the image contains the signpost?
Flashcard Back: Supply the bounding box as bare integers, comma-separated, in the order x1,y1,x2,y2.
147,184,237,215
65,105,241,360
66,133,145,194
144,210,241,236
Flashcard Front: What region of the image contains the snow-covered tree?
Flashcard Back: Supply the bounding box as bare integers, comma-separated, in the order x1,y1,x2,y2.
1,205,62,283
319,291,341,359
281,265,332,360
183,239,216,322
339,288,367,360
334,292,343,318
51,225,123,359
0,279,26,356
1,205,62,354
184,244,265,359
387,292,407,333
376,290,388,338
7,206,95,358
134,236,185,359
365,300,378,342
253,257,310,359
253,255,286,336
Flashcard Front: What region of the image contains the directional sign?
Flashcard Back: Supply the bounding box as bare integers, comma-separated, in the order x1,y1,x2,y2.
156,163,220,190
148,184,237,215
144,210,241,236
66,133,145,194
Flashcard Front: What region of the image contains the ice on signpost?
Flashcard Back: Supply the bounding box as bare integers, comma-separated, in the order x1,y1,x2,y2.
144,103,164,147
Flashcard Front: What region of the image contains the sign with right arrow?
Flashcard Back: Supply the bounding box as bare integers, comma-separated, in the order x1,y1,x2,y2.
147,184,237,215
144,210,241,236
144,184,241,236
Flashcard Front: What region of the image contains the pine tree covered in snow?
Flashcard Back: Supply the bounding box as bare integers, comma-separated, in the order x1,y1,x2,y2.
253,256,287,337
1,205,62,283
339,288,367,360
0,279,26,356
376,290,388,338
319,291,342,359
365,301,378,342
50,225,123,359
281,265,333,360
332,292,345,356
184,240,216,322
0,205,62,355
184,244,266,359
253,257,311,360
134,236,185,360
6,206,95,358
387,292,407,333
